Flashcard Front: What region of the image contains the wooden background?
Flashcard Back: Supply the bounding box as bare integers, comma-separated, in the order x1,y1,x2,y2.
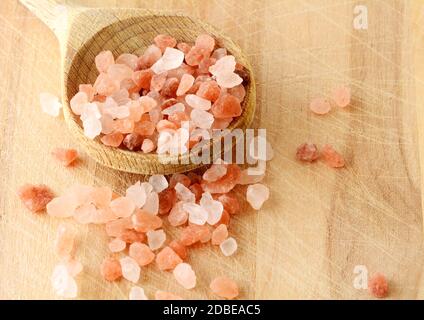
1,0,424,299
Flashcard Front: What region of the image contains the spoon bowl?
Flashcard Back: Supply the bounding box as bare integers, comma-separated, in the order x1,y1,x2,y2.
20,1,256,174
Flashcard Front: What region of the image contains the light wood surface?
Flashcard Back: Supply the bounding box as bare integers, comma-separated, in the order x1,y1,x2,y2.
1,0,424,300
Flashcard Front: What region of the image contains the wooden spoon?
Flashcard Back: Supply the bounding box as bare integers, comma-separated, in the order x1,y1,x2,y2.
20,0,256,175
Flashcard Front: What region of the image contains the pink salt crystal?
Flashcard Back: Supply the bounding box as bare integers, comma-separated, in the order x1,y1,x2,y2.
51,264,78,298
79,84,96,101
176,74,195,96
150,72,168,91
151,48,185,74
246,183,270,210
101,114,115,134
18,184,54,213
179,225,209,246
201,164,241,194
161,77,179,97
143,191,159,215
70,92,88,115
109,238,126,253
95,50,115,73
111,88,130,105
156,119,178,132
220,237,237,256
129,286,149,300
132,210,163,233
155,290,183,300
90,187,112,208
212,117,233,129
107,63,133,83
210,276,239,299
154,34,177,52
139,95,158,112
116,53,139,70
129,242,155,266
142,138,155,153
94,73,120,97
138,45,162,69
119,229,146,244
177,42,191,54
333,85,351,108
228,84,246,102
189,183,203,201
120,256,141,283
168,201,189,226
211,94,242,118
200,192,224,225
133,69,153,90
183,202,208,225
125,181,147,208
101,257,122,282
47,195,78,218
114,119,134,134
198,56,217,74
101,132,124,147
195,34,215,53
40,92,62,117
156,246,183,271
158,188,176,215
185,94,211,110
173,263,196,289
123,133,143,151
162,102,185,116
309,97,331,115
82,116,102,139
196,80,221,102
149,175,168,193
92,207,116,224
209,55,236,76
321,144,345,168
214,209,230,227
216,72,243,89
368,273,389,298
134,120,155,136
51,148,78,167
175,183,196,203
203,164,227,182
105,217,133,237
147,229,166,251
211,48,227,60
211,224,228,245
55,224,75,258
74,203,96,224
169,240,188,260
296,143,319,162
110,197,136,218
190,109,214,129
217,193,240,215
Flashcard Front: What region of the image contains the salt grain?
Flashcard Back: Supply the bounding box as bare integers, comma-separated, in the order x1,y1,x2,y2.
129,286,149,300
40,92,62,117
220,237,237,256
173,263,196,289
119,256,141,283
147,229,166,251
246,184,269,210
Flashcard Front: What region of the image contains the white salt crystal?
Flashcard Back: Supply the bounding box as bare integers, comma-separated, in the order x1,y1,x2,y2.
108,238,126,253
200,192,224,225
129,286,149,300
103,105,130,119
173,263,196,289
203,164,227,182
147,229,166,251
185,94,211,110
216,72,243,89
143,191,159,215
175,183,195,203
120,256,141,283
51,264,78,298
190,109,214,129
220,237,237,256
161,102,185,116
157,131,173,154
183,202,208,225
125,181,147,208
148,175,168,193
209,55,236,76
80,102,101,121
246,183,270,210
151,47,184,74
40,92,62,117
82,116,102,139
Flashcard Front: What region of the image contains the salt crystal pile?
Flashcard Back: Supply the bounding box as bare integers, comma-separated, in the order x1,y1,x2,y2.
40,92,62,117
68,33,249,156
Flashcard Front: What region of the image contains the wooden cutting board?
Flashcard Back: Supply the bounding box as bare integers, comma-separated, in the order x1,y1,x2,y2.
1,0,424,299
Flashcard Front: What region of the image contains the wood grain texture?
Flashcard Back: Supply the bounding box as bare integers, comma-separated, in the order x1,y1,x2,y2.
1,0,424,299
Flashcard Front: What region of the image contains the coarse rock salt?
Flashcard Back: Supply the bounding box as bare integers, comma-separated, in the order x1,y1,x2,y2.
18,184,54,213
73,203,96,224
95,50,115,73
51,148,78,166
55,223,76,259
151,47,185,74
40,92,62,117
219,237,237,257
185,94,211,110
125,181,147,208
190,109,214,129
211,224,228,245
129,286,149,300
321,144,345,168
210,276,239,299
309,97,331,115
175,183,195,203
296,143,319,162
132,210,162,232
82,116,102,139
173,263,196,289
246,183,269,210
47,195,78,218
108,238,126,253
147,229,166,251
203,164,227,182
368,273,389,298
176,74,194,96
142,191,159,215
168,201,188,226
149,175,168,193
156,246,182,271
120,256,141,283
100,256,122,282
110,196,136,218
51,264,78,298
184,202,209,225
200,192,224,225
169,240,188,260
129,242,155,266
161,102,185,116
332,85,351,108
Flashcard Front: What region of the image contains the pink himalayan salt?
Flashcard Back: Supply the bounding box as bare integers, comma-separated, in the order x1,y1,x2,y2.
169,173,191,188
116,53,138,70
105,217,133,237
212,117,233,129
321,144,345,168
169,240,188,260
123,133,143,150
177,42,191,54
107,63,133,83
125,181,147,208
114,119,134,134
149,175,168,193
79,84,95,101
201,164,241,194
133,69,153,90
246,183,270,210
110,196,136,218
47,195,78,218
197,80,221,102
141,138,155,153
220,237,237,256
173,263,196,289
95,50,115,73
94,73,120,96
176,74,194,96
209,55,236,76
185,46,207,66
296,143,319,162
368,273,389,298
132,210,163,232
101,132,124,147
168,201,188,226
137,45,162,69
211,224,228,245
333,85,351,108
90,186,112,208
185,94,211,110
158,188,176,215
51,264,78,298
109,238,126,253
143,191,159,215
154,34,177,52
175,183,196,203
70,92,88,115
203,164,227,182
40,92,62,117
162,103,185,116
150,72,168,91
82,116,102,139
195,34,215,53
51,148,78,167
155,290,183,300
18,184,54,213
101,257,122,281
189,183,203,201
212,48,227,60
156,119,178,132
200,192,224,225
210,276,239,299
184,202,208,225
179,225,210,246
228,84,246,102
134,120,155,136
55,224,76,258
129,286,149,300
151,48,185,74
162,78,179,97
147,229,166,251
217,192,240,215
211,94,242,118
309,97,331,115
120,256,141,283
190,109,214,129
156,246,183,271
119,229,146,244
129,242,155,266
214,209,230,227
74,203,96,224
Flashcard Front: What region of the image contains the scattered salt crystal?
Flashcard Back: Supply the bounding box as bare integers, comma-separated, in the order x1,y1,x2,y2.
246,184,270,210
220,237,237,257
333,85,351,108
175,183,195,203
185,94,211,110
148,175,168,193
210,276,239,299
125,181,147,208
147,229,166,250
119,256,141,283
321,144,345,168
129,242,155,266
109,238,126,252
190,109,214,129
296,143,319,162
18,184,54,213
368,273,389,298
55,223,75,258
151,47,185,74
183,202,208,225
310,97,331,115
110,196,136,218
173,263,196,289
40,92,62,117
51,264,78,298
129,286,149,300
